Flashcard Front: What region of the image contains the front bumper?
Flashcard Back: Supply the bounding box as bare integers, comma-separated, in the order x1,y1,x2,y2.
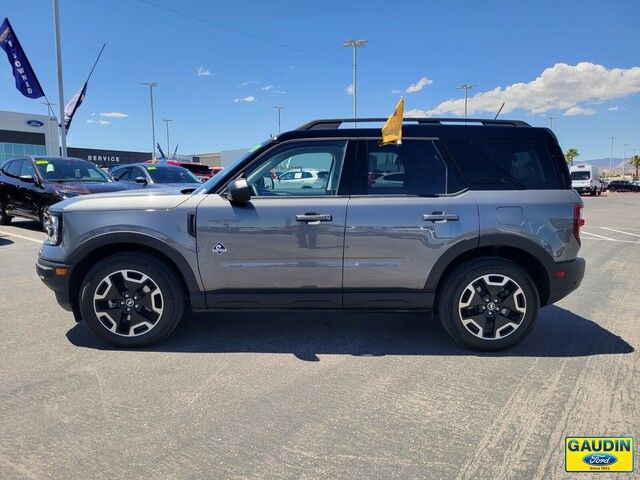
546,257,586,305
36,258,73,311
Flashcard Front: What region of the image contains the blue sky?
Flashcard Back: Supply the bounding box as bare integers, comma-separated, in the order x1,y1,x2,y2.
2,0,639,159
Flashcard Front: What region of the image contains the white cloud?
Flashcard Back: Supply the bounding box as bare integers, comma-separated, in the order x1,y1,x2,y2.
563,106,596,116
90,112,96,116
345,83,354,95
608,105,625,111
405,76,433,93
238,80,259,88
86,119,94,124
197,66,211,77
100,111,128,118
262,85,274,91
391,89,403,94
234,96,256,103
98,119,110,125
422,62,640,117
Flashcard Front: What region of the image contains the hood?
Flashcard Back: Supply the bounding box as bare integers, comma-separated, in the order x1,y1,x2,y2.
51,186,194,213
50,181,133,195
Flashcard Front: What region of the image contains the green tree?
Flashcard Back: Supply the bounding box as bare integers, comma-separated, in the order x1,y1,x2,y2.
564,148,580,166
630,155,640,180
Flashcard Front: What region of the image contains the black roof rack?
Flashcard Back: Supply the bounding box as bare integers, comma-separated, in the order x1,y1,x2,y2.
297,117,531,130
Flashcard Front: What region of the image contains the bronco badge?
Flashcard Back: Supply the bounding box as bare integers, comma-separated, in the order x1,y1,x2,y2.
212,242,227,255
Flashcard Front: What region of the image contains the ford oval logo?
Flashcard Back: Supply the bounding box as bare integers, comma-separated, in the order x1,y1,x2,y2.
26,120,44,127
582,453,617,465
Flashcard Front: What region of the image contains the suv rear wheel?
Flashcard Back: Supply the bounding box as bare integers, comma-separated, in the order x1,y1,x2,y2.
0,199,11,225
437,258,540,351
79,253,185,347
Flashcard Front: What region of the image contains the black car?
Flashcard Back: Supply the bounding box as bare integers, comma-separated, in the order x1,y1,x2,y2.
607,180,639,192
0,156,132,230
110,163,202,188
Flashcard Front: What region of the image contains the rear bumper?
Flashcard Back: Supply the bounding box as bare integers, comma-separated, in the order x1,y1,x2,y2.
36,258,73,311
546,257,585,305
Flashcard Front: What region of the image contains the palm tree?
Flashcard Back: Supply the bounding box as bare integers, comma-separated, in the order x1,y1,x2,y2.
630,155,640,180
564,148,580,166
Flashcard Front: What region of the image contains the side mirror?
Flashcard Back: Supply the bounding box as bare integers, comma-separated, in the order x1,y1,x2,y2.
226,178,251,203
19,175,35,184
134,176,148,184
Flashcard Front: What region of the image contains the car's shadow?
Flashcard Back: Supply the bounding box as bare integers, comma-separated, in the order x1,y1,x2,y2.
66,305,634,360
9,220,43,233
0,235,14,246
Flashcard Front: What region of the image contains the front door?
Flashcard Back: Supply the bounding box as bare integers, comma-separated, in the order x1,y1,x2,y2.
196,139,354,308
343,139,479,308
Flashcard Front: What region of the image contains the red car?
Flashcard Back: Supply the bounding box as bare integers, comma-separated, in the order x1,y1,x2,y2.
145,159,213,182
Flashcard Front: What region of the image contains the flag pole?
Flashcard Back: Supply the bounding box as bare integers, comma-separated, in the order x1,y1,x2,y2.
53,0,67,156
85,43,106,84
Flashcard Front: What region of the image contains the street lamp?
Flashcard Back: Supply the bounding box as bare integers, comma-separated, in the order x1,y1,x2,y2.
457,84,475,119
547,116,558,129
162,119,172,158
343,39,367,121
141,81,158,159
608,136,616,178
622,143,630,178
272,106,284,134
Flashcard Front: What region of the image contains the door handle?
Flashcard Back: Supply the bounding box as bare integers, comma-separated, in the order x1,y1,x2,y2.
422,212,459,222
295,213,333,223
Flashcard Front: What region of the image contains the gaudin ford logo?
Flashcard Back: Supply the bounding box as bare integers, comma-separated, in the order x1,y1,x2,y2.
25,120,44,127
565,437,633,472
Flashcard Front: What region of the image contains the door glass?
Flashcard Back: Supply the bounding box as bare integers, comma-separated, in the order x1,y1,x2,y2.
115,168,132,181
20,160,36,177
364,140,450,196
244,141,347,196
6,160,23,177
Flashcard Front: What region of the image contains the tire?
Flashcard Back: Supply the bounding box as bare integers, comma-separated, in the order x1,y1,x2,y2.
436,257,540,351
0,199,11,225
79,253,186,347
590,188,596,196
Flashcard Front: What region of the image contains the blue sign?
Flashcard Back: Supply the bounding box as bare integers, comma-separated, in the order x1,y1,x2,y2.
26,120,44,128
0,18,45,99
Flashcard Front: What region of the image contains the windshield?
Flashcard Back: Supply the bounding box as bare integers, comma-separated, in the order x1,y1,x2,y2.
193,139,274,194
182,163,211,174
36,157,111,182
571,171,591,181
146,165,201,184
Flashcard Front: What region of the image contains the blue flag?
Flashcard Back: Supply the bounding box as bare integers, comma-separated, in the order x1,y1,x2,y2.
0,18,45,99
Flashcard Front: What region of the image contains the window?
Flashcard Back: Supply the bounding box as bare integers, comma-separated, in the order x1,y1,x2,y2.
145,165,200,184
6,159,22,177
445,141,562,190
571,171,590,181
114,168,131,181
20,159,36,177
35,157,110,182
358,140,462,196
244,141,346,197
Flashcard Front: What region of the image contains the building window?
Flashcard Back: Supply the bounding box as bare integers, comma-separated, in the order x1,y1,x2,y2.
0,142,47,164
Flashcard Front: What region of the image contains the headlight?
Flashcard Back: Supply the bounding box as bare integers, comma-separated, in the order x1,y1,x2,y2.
57,190,80,199
45,213,62,246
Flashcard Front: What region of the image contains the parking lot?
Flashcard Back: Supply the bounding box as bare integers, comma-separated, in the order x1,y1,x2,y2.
0,193,637,479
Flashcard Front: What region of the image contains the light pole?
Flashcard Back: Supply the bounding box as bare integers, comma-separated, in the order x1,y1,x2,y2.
141,82,158,159
41,101,56,155
622,143,630,178
457,84,475,119
608,136,616,178
547,116,558,129
343,39,367,121
162,119,172,158
53,0,67,156
272,106,284,134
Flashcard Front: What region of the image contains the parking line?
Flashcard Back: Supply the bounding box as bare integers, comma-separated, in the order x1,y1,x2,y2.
581,230,640,244
0,230,44,244
599,227,640,238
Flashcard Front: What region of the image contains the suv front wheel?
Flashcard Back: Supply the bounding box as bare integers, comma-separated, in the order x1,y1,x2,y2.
79,253,185,347
437,258,540,351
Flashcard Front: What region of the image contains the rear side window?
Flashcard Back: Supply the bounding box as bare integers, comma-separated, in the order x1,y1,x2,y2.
356,140,465,196
6,159,23,177
445,141,563,190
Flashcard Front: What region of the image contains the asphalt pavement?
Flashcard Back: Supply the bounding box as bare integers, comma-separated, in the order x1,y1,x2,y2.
0,192,637,479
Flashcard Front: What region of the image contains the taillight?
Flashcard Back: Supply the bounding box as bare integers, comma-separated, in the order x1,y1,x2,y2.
573,204,584,245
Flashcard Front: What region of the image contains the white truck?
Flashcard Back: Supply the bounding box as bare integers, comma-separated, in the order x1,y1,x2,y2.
570,164,603,196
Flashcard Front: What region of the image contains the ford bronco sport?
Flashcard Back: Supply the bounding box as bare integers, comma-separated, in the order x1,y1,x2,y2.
36,118,585,350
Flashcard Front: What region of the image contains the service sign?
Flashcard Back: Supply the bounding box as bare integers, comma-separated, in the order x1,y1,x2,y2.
565,437,634,472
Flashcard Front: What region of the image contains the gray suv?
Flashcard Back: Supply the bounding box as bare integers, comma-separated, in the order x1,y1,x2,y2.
36,118,585,350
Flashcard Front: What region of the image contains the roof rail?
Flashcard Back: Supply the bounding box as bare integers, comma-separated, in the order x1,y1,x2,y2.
297,117,531,130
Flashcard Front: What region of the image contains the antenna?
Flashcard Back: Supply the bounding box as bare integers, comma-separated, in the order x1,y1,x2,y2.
494,102,505,119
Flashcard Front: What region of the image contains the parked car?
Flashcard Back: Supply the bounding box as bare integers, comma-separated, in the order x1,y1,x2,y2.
607,180,639,192
37,117,584,351
145,159,213,182
111,163,202,188
0,156,131,230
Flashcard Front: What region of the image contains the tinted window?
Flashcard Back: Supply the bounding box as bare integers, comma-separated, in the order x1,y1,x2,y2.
446,141,562,190
20,159,36,177
6,159,22,177
245,141,346,197
145,165,200,184
114,167,132,181
36,158,110,182
359,140,463,196
571,171,590,180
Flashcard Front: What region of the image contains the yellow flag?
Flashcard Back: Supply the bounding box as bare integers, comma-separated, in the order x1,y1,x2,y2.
381,97,404,145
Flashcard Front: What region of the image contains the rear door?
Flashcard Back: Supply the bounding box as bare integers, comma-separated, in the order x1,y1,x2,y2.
18,157,41,216
343,139,479,308
196,139,354,308
2,159,25,214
